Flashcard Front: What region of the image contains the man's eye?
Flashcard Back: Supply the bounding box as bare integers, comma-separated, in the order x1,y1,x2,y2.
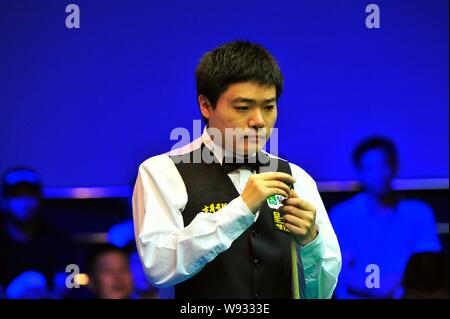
265,105,275,110
235,106,249,111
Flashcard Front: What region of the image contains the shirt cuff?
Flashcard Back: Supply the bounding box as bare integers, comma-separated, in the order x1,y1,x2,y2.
236,196,258,222
298,227,325,268
218,196,256,237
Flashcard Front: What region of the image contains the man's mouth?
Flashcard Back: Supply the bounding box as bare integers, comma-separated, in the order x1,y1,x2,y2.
244,135,265,141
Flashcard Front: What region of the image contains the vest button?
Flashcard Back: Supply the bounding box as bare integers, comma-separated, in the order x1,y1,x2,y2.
251,229,258,237
253,258,261,267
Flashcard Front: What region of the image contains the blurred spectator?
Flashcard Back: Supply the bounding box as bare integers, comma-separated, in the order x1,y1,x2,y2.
6,271,49,299
330,137,442,299
51,271,73,299
402,252,449,299
0,167,79,297
107,219,134,248
86,243,134,299
107,197,174,299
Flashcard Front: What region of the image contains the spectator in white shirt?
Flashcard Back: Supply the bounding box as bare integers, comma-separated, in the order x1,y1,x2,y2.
330,137,442,299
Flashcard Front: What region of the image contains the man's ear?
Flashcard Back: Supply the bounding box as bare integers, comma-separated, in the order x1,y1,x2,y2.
198,95,211,120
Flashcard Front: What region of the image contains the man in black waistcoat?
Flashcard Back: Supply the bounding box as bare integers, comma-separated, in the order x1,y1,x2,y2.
132,41,341,299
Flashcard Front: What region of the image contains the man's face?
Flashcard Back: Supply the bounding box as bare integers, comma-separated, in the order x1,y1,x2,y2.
92,252,133,299
357,149,396,196
201,82,277,155
3,195,40,222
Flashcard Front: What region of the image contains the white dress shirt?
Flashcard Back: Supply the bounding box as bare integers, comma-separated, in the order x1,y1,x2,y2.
132,128,342,299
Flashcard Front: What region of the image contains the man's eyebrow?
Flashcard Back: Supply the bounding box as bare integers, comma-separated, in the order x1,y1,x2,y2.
232,97,276,104
262,97,277,104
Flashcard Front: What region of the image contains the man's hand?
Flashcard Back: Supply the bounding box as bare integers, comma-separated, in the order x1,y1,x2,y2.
279,189,318,246
241,172,295,214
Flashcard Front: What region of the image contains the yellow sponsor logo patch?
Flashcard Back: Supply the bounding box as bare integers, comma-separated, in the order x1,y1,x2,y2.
201,202,228,214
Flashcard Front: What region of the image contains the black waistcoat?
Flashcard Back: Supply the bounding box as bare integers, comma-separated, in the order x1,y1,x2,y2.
170,145,293,299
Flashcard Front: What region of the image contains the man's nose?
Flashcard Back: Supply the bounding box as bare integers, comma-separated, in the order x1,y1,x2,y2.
248,108,265,128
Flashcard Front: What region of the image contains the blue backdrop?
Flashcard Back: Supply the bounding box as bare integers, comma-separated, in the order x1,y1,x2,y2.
0,0,448,188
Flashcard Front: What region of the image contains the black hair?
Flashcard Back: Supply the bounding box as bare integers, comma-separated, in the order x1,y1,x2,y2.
352,137,398,171
1,167,42,198
195,40,283,123
403,252,448,295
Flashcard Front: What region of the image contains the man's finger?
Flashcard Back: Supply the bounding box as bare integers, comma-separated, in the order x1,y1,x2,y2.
260,172,295,184
286,190,316,211
283,212,306,228
289,189,299,198
279,205,311,220
282,197,302,208
265,180,291,195
284,221,305,236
